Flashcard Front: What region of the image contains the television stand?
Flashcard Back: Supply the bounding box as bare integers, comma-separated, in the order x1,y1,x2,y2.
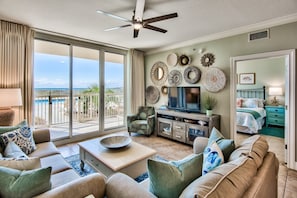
156,109,220,145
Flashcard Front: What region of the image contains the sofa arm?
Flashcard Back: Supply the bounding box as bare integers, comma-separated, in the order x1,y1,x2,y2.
33,129,51,144
106,173,156,198
35,173,106,198
193,137,209,154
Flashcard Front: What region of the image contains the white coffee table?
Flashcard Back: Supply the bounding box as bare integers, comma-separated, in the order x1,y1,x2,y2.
78,137,157,178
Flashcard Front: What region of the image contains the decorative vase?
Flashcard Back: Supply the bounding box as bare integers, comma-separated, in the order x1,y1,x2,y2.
206,110,213,116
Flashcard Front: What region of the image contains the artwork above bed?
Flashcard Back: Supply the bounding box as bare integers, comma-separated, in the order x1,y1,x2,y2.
236,86,266,134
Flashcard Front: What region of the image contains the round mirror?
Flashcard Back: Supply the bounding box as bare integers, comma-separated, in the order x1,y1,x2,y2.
151,61,168,86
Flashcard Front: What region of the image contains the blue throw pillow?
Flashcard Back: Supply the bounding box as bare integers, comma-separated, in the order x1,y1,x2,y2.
202,141,224,175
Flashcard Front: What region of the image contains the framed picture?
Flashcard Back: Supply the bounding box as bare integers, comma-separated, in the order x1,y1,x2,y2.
239,73,255,84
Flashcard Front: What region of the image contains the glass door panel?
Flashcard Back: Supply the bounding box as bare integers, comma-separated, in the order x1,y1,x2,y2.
34,40,70,140
72,46,100,135
104,52,124,129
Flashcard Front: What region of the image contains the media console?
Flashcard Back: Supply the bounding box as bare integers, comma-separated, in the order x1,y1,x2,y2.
156,109,220,145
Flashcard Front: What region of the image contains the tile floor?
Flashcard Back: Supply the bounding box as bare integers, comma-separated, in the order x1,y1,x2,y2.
57,132,297,198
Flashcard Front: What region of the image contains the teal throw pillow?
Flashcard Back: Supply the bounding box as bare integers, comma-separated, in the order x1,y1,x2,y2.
148,153,203,198
0,126,36,155
0,120,28,135
202,141,224,175
0,166,52,198
208,127,235,161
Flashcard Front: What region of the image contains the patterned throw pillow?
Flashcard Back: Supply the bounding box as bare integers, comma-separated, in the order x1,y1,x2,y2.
0,127,36,155
202,141,224,175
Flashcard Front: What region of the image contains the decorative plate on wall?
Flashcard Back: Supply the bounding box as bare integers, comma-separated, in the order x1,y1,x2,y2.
203,67,226,92
150,61,168,86
168,70,182,86
145,86,160,104
201,53,215,67
179,55,191,66
184,66,202,84
167,53,178,67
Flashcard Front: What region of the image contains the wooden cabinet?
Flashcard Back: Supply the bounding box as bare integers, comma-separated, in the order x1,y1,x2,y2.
156,110,220,145
265,106,285,127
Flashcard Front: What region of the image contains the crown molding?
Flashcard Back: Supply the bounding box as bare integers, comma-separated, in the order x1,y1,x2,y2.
145,13,297,55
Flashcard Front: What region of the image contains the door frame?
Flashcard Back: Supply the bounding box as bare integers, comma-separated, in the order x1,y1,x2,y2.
230,49,296,170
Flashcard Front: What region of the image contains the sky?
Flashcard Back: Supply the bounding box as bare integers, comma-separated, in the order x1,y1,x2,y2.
34,53,124,89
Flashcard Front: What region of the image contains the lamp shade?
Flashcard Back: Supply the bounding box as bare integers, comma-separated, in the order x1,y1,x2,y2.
268,87,283,96
0,88,23,108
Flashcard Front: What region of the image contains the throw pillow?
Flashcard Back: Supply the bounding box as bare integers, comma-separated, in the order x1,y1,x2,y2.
208,127,235,161
0,157,41,170
148,153,203,198
0,126,36,155
0,166,52,198
0,120,28,135
202,141,224,175
4,141,28,159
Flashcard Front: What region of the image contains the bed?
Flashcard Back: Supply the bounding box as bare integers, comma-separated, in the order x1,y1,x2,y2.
236,86,266,134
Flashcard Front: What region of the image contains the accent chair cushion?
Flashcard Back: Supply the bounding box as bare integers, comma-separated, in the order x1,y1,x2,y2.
148,153,203,198
208,127,235,161
0,126,36,155
202,142,224,175
0,166,52,198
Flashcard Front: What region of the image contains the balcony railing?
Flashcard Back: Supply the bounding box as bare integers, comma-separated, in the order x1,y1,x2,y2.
34,93,124,127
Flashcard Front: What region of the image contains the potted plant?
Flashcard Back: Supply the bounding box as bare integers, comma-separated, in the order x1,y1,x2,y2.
204,95,217,116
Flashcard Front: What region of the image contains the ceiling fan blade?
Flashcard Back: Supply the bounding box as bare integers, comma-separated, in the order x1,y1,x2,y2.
96,10,131,23
104,24,132,31
134,0,145,21
134,29,140,38
143,13,178,24
144,24,167,33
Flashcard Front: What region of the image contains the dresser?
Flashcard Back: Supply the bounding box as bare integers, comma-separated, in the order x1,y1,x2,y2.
265,106,285,127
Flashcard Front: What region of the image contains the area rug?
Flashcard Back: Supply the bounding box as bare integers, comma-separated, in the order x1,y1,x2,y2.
65,154,165,182
259,126,284,138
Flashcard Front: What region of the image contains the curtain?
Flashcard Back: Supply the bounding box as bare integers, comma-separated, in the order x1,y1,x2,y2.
0,20,34,125
129,49,145,114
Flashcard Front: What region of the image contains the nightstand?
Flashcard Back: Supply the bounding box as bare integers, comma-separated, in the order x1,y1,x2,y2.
265,106,285,127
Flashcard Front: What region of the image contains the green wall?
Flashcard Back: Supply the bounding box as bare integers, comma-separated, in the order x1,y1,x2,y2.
144,21,297,138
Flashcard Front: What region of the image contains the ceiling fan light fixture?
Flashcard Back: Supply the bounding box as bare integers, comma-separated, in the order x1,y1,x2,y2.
133,22,143,30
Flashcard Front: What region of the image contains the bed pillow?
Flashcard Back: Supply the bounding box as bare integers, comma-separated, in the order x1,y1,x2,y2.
236,98,243,107
148,153,203,198
0,126,36,155
242,98,259,108
202,141,224,175
208,127,235,161
0,166,52,198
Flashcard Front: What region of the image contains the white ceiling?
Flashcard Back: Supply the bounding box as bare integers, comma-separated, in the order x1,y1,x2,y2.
1,0,297,53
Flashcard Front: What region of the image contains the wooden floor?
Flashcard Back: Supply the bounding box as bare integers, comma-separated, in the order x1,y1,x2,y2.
57,131,297,198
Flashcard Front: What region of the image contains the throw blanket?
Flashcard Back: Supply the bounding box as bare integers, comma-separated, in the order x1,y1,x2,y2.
236,109,261,119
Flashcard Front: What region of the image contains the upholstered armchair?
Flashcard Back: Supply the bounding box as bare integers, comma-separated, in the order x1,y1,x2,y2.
127,106,155,136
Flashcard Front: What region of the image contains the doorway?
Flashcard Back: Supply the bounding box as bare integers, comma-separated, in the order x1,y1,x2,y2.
230,49,296,170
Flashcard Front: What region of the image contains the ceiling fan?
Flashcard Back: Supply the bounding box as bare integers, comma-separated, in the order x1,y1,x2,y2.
96,0,178,38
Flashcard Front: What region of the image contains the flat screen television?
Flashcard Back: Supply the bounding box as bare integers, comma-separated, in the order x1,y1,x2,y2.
168,87,201,113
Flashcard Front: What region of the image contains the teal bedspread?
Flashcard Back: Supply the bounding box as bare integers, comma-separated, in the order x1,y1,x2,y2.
236,109,261,119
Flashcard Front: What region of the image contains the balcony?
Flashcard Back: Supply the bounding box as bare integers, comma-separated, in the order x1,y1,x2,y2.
34,93,124,140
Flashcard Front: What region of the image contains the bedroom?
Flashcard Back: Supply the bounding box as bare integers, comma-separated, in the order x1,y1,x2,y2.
235,54,286,163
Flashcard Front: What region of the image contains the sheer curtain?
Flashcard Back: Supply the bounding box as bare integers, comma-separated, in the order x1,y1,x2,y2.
128,49,145,114
0,20,34,125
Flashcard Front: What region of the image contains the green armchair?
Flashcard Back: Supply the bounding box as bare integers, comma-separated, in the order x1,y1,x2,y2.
127,106,155,136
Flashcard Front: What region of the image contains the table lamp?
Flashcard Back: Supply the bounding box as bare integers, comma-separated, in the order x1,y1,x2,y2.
0,88,23,126
268,87,283,106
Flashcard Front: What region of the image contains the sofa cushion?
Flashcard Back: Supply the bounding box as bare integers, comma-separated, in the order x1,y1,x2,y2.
0,166,52,198
180,156,257,198
0,157,41,170
202,141,224,175
50,169,80,189
29,142,60,158
0,126,36,155
229,135,268,168
40,154,72,174
208,127,235,161
148,153,203,198
4,141,28,159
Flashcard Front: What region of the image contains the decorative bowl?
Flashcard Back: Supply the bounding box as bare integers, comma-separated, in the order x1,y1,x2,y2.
100,135,132,149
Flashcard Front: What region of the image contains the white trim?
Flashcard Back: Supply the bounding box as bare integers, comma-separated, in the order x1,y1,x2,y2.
230,49,296,170
146,13,297,55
